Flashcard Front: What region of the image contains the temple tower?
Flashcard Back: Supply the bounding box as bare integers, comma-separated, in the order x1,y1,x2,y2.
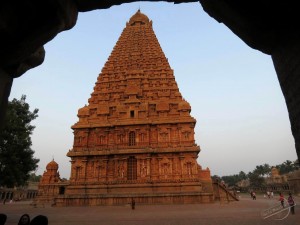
56,10,213,206
35,160,67,204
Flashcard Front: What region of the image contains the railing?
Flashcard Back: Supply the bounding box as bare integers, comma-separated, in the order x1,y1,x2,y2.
213,181,239,202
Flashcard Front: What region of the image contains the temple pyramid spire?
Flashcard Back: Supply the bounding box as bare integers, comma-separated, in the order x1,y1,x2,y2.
74,10,193,129
55,11,214,206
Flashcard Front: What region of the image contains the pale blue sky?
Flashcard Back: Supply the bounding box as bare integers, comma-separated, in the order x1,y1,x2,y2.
10,2,297,178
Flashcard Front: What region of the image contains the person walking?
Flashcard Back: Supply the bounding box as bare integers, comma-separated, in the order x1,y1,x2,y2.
279,193,285,208
252,192,256,200
131,198,135,210
287,193,295,215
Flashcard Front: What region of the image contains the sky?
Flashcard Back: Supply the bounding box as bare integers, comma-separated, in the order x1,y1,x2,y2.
9,2,297,178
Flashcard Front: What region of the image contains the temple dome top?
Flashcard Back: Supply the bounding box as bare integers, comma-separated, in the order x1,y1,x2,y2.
129,10,150,26
46,159,58,170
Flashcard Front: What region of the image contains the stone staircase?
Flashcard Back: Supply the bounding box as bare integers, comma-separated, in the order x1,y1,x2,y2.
213,181,239,202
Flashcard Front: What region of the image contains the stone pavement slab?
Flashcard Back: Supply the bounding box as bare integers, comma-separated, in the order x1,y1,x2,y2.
1,195,299,225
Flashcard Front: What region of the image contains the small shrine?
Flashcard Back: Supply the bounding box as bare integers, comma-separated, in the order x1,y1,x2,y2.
36,160,67,204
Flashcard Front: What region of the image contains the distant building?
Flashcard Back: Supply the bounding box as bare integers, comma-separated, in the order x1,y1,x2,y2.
0,182,38,202
237,167,292,193
236,179,250,189
265,167,288,184
287,169,300,194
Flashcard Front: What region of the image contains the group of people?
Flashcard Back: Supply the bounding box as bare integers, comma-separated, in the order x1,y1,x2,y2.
265,191,274,198
0,213,48,225
250,191,296,215
279,192,296,215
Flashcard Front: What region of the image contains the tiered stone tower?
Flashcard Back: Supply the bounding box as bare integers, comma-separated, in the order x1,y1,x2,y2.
56,10,213,206
36,160,66,204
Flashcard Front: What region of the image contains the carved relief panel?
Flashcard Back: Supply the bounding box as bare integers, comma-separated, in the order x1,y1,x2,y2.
98,160,107,181
139,159,148,178
181,157,197,178
150,126,158,145
88,130,96,147
159,157,172,179
117,159,125,179
73,130,88,147
158,127,171,147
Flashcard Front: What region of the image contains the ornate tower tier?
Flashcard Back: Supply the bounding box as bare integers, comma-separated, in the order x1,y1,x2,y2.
56,10,213,206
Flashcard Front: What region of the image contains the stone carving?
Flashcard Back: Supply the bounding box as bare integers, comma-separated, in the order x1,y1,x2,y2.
118,161,125,178
35,159,68,204
140,159,148,177
38,10,213,206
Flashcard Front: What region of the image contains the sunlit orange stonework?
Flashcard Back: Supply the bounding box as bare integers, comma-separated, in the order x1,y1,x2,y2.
37,160,67,204
43,10,214,206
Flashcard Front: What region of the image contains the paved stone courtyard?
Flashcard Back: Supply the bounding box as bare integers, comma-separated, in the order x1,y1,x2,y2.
1,195,299,225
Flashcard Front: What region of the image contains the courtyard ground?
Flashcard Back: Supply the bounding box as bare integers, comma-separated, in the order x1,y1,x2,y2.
1,194,299,225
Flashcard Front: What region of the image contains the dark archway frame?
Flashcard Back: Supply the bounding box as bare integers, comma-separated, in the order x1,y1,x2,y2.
0,1,299,160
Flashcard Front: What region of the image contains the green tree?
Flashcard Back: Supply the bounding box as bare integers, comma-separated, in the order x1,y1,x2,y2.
0,95,39,187
238,171,247,180
219,171,248,187
28,173,42,182
211,175,221,182
221,175,240,187
248,172,265,187
276,160,300,174
253,163,271,177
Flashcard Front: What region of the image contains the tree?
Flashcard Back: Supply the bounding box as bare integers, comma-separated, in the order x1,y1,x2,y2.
248,172,265,187
218,171,248,187
276,160,300,174
222,175,239,187
253,163,271,177
211,175,221,182
238,171,247,180
28,173,42,182
0,95,39,188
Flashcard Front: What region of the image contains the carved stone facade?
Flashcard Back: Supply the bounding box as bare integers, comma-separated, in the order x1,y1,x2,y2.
287,169,300,194
54,10,213,206
265,167,288,185
36,160,68,204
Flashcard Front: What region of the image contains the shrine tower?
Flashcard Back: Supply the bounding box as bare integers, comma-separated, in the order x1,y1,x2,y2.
56,10,214,206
